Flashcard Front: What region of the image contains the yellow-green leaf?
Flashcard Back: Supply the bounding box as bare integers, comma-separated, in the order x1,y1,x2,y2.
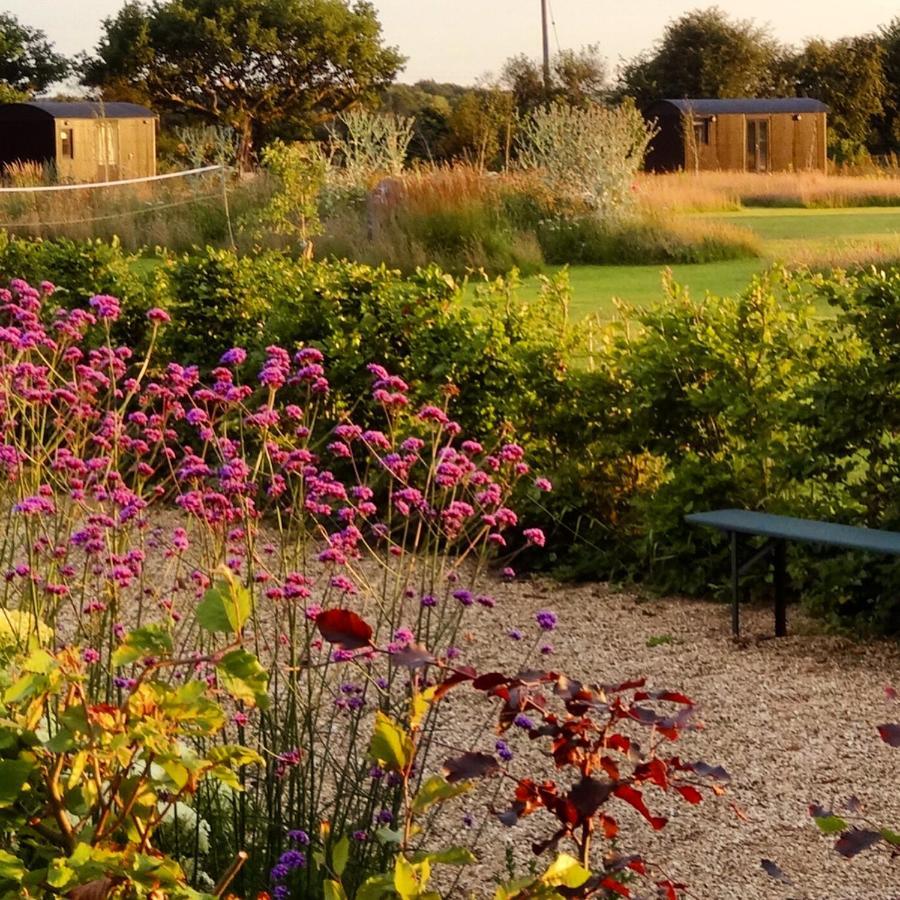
411,775,472,815
540,853,591,888
196,571,252,634
323,879,348,900
331,834,350,878
370,711,413,773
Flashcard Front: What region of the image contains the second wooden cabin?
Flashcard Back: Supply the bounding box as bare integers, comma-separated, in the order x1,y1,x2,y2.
643,98,828,174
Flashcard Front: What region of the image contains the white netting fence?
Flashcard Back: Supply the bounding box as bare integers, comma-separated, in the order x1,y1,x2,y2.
0,165,239,248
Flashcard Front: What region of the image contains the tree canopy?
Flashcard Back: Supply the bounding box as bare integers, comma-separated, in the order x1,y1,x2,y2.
784,36,886,153
81,0,404,165
0,13,69,101
617,6,785,107
501,45,608,114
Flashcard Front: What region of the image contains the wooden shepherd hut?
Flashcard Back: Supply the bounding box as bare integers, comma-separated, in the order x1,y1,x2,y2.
0,101,157,182
643,98,828,174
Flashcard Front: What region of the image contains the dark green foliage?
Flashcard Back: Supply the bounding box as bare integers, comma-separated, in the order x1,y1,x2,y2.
536,215,759,266
0,234,154,348
0,13,69,98
783,36,887,154
3,236,900,631
617,7,786,108
501,46,608,115
82,0,404,165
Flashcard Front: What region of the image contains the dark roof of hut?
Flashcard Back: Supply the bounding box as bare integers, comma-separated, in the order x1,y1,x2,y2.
647,98,829,115
0,101,156,119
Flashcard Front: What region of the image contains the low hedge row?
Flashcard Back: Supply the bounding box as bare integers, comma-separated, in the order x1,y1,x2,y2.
3,234,900,632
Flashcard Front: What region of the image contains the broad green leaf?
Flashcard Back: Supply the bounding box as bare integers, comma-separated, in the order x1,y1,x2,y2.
814,814,849,835
540,853,591,888
331,834,350,878
111,625,173,667
370,711,413,772
412,775,472,815
4,672,47,705
323,879,348,900
46,858,74,889
415,847,476,866
216,649,269,709
23,649,56,675
356,874,394,900
196,573,252,634
374,826,404,845
0,850,24,882
207,744,263,768
0,758,33,807
880,827,900,846
159,759,190,791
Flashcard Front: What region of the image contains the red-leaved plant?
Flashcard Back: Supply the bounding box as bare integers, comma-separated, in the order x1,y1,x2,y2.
315,607,729,899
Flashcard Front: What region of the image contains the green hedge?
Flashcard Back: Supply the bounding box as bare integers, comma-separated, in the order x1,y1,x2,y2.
2,235,899,631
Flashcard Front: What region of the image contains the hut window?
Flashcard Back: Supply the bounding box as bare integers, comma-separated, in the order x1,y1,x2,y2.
693,118,710,146
59,129,74,159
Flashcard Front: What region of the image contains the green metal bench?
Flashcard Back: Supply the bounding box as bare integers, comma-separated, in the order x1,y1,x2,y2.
684,509,900,637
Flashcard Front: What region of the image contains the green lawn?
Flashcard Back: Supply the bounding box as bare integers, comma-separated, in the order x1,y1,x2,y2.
516,207,900,319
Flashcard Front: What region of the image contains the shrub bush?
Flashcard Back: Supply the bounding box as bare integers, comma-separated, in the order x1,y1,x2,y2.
2,237,900,631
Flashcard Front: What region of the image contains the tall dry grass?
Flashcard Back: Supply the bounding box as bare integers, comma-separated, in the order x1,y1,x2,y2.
0,169,273,251
637,171,900,212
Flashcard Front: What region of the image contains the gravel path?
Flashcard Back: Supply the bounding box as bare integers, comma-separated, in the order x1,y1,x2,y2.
443,579,900,900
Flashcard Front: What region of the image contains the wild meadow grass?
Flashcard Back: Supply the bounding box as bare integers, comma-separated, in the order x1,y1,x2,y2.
0,167,273,252
637,170,900,212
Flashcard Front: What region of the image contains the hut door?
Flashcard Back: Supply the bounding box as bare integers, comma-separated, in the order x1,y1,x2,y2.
746,119,769,173
96,121,120,181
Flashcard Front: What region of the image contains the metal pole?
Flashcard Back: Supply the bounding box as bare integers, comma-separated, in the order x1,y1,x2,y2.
541,0,551,96
773,540,787,637
730,531,740,637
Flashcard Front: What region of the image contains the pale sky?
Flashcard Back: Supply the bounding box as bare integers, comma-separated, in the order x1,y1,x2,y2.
6,0,898,85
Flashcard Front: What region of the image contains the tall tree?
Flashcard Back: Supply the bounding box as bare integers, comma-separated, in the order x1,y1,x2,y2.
877,18,900,154
617,6,785,107
502,45,607,114
785,36,886,153
0,13,69,101
82,0,404,167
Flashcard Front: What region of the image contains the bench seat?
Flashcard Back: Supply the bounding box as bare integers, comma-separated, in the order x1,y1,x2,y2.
685,508,900,637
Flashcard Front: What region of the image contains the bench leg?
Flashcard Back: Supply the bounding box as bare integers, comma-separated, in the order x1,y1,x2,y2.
730,530,740,636
773,539,787,637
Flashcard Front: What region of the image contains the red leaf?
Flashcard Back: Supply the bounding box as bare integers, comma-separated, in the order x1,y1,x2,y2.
886,684,897,701
675,785,703,804
635,758,668,789
389,643,434,669
432,666,475,700
316,609,372,650
634,689,694,705
600,877,630,897
656,880,685,900
442,752,499,783
603,677,647,693
877,723,900,747
599,813,619,839
472,672,513,691
835,828,882,858
613,784,667,830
